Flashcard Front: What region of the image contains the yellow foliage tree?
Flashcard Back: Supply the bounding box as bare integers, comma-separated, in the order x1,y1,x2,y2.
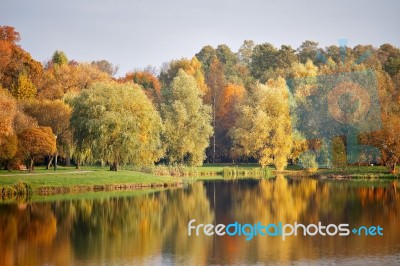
12,73,37,99
0,88,17,143
231,78,292,170
160,57,209,95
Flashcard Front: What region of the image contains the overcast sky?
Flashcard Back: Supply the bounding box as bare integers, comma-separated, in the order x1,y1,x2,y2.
1,0,399,76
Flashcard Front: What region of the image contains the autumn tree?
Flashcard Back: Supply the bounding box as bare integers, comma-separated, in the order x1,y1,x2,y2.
231,78,292,170
23,99,73,166
359,70,400,173
119,71,162,107
360,115,400,173
0,27,16,81
17,127,56,171
0,134,18,169
12,73,37,99
91,59,119,76
217,83,246,160
0,88,17,143
205,57,225,162
39,62,111,99
159,57,208,94
13,107,38,134
70,82,163,170
161,70,213,166
0,26,43,93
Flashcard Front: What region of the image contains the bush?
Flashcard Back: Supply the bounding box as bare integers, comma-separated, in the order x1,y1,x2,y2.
299,151,318,172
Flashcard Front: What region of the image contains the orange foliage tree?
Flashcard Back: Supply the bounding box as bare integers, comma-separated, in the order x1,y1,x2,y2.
360,114,400,173
119,71,162,107
216,83,245,160
17,127,56,171
0,26,43,93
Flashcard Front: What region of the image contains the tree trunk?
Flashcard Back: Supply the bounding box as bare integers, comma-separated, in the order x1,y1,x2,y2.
30,158,35,172
47,156,54,170
212,97,216,164
54,151,58,171
389,162,397,174
76,159,80,170
110,162,118,171
66,154,71,167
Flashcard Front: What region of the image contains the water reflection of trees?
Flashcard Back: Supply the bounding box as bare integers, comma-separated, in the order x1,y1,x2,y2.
211,176,400,264
0,203,57,266
0,183,213,265
0,178,399,265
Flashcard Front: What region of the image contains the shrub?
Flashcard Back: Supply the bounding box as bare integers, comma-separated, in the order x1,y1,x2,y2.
299,151,318,172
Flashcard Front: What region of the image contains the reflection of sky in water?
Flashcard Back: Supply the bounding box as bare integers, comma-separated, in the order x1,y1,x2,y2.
0,178,399,265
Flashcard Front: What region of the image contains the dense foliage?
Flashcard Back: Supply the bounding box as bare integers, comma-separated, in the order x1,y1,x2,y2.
1,25,400,172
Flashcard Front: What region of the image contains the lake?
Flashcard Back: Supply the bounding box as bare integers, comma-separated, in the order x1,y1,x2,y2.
1,176,399,265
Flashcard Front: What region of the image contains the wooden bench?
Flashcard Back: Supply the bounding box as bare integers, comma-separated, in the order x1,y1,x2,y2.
18,165,28,172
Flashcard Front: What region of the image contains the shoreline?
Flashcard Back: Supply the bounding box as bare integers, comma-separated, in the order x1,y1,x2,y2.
1,165,399,201
36,181,183,195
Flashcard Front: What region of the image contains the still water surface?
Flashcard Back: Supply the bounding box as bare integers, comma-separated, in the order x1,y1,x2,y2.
1,176,399,265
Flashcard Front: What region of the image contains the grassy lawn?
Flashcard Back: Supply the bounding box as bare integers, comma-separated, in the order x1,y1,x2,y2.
316,165,400,179
196,163,265,174
1,164,398,198
0,166,181,192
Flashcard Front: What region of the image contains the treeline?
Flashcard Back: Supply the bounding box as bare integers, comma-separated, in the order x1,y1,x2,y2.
1,25,400,172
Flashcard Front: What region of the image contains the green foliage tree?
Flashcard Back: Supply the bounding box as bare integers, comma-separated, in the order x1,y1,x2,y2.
231,78,292,170
384,58,400,77
17,126,56,171
70,82,163,170
297,40,319,63
161,70,213,166
298,150,318,171
249,43,278,82
331,136,347,168
276,45,298,70
237,40,255,66
51,50,68,66
195,45,217,74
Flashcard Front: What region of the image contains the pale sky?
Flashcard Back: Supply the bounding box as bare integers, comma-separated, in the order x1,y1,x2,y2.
1,0,399,76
